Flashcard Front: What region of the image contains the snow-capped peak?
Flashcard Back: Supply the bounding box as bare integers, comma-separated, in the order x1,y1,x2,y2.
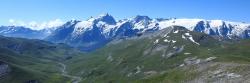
87,13,116,25
130,15,152,23
72,14,118,36
74,21,93,32
157,18,250,38
158,18,204,30
123,15,154,30
209,20,224,28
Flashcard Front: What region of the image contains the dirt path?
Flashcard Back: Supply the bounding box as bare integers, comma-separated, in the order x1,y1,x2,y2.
58,62,82,83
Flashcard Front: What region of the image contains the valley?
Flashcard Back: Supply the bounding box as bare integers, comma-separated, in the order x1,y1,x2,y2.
58,62,82,83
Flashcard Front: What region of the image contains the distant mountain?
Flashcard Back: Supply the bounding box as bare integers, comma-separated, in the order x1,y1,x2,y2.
46,14,118,51
45,14,250,51
157,19,250,39
0,26,53,39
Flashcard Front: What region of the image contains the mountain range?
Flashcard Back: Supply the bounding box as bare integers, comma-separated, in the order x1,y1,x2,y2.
0,26,54,39
1,14,250,51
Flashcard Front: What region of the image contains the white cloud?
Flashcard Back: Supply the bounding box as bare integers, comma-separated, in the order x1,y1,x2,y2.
8,19,65,30
9,19,15,23
46,19,64,28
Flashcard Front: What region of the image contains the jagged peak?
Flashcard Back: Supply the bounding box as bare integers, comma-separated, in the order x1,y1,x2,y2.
63,20,80,26
131,15,152,23
87,13,116,25
98,13,111,18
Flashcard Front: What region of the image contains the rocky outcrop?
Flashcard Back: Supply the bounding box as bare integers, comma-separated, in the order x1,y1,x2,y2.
0,61,10,78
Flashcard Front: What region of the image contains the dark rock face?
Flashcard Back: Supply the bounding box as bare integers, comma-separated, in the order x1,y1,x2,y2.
194,21,206,33
115,22,137,37
25,80,39,83
0,61,10,78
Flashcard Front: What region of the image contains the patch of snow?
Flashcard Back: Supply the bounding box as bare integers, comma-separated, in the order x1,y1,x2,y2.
73,21,93,35
205,57,217,62
182,35,186,39
179,64,185,67
173,46,177,49
184,33,191,36
172,40,176,43
163,39,170,42
188,36,200,45
173,30,179,33
154,39,159,44
184,53,191,55
135,66,141,74
144,71,157,76
227,73,241,78
184,33,200,45
163,34,168,37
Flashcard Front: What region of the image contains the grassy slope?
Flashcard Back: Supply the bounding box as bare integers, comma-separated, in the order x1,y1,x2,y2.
66,26,250,83
0,36,82,83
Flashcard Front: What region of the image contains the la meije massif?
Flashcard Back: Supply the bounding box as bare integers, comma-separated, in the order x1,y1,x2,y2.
1,14,250,83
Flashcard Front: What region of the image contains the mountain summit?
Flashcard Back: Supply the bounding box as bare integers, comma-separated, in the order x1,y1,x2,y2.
88,13,117,25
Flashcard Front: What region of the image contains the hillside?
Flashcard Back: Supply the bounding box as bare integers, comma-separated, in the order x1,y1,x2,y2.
0,36,83,83
65,26,250,83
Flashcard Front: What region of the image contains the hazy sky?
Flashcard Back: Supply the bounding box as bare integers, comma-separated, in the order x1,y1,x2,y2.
0,0,249,26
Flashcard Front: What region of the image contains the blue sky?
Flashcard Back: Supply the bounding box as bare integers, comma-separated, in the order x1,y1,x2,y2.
0,0,250,26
